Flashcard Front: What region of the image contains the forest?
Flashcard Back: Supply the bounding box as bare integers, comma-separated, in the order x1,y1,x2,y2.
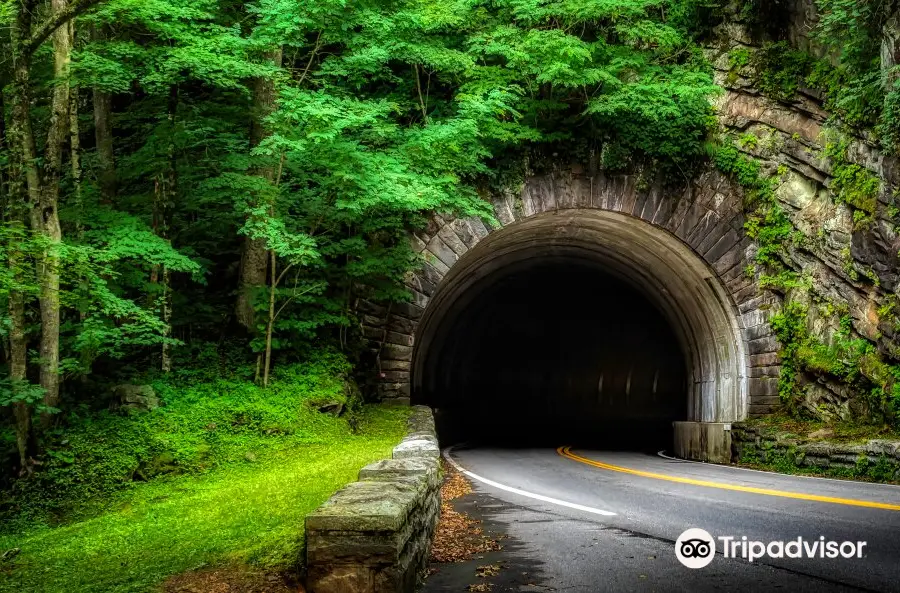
0,0,720,493
1,0,899,590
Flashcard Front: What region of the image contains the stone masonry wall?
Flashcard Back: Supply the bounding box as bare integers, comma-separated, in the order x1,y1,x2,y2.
305,406,440,593
360,170,784,416
731,422,900,481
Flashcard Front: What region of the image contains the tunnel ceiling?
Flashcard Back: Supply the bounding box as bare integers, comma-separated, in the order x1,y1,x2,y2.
411,210,749,424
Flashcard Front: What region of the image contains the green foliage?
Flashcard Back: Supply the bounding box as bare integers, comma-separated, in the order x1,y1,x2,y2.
713,137,799,289
0,0,728,448
0,379,47,412
878,81,900,153
770,300,808,406
728,47,751,70
738,439,900,483
878,295,900,332
814,0,886,74
807,62,882,130
754,42,815,102
1,353,361,529
823,134,880,225
737,132,758,150
726,3,899,150
770,304,900,422
0,404,409,593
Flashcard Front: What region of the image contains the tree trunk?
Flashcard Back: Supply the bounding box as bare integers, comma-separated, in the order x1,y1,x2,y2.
10,5,42,233
8,8,37,468
263,249,276,387
162,84,177,372
8,243,32,473
151,85,178,371
33,0,71,427
90,25,115,204
92,89,115,203
161,266,172,372
236,48,282,332
69,21,83,236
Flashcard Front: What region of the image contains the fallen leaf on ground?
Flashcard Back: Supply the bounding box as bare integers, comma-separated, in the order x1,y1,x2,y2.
476,564,502,578
430,462,503,563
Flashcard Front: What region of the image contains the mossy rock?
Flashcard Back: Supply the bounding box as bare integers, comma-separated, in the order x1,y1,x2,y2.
135,452,179,480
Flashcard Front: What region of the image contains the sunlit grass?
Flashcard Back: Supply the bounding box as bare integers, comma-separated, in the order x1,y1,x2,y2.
0,406,408,593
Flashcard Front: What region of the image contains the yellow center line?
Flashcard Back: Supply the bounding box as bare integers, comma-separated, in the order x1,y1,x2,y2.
557,446,900,512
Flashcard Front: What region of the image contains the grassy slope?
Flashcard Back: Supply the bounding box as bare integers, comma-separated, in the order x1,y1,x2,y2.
0,404,408,593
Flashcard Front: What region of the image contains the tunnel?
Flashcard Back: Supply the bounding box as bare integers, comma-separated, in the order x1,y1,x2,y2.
410,210,749,453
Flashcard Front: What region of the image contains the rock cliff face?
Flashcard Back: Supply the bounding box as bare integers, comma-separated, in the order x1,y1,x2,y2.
702,0,900,422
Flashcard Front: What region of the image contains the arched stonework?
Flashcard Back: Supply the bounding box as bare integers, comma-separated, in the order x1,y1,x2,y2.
359,169,782,422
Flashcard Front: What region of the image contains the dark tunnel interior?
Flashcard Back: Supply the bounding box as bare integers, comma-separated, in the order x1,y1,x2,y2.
414,261,688,451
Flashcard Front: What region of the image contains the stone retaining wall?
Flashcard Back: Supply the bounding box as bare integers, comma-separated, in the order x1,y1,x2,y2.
731,422,900,481
305,406,440,593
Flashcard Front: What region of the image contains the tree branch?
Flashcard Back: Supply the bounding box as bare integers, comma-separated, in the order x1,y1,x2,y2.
297,32,322,86
23,0,104,57
414,64,428,122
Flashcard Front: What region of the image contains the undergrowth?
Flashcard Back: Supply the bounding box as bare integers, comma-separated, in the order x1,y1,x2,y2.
0,351,366,532
0,406,408,592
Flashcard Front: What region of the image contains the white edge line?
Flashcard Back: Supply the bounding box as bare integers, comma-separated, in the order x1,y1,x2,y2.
442,446,616,517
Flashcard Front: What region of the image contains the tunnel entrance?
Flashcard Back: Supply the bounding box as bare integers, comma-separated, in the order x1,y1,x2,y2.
410,209,749,455
417,261,687,450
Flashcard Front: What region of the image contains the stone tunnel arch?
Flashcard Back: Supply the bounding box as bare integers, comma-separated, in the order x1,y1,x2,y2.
359,171,782,458
414,208,747,425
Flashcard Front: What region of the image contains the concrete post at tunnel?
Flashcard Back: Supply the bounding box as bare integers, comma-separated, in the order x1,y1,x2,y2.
673,421,733,464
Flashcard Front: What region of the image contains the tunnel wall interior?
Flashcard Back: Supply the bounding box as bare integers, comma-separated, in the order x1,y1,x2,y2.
418,261,687,449
410,210,750,449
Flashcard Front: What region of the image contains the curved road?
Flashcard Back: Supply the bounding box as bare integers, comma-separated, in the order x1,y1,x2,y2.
425,446,900,592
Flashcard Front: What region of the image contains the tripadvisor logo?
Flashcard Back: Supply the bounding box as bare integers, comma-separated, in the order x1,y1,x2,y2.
675,528,715,569
675,528,868,568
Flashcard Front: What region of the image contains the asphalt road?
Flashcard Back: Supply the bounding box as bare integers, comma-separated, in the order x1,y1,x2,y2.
423,446,900,592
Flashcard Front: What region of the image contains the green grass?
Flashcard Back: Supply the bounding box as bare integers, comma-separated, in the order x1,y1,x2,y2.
1,352,382,529
0,404,408,593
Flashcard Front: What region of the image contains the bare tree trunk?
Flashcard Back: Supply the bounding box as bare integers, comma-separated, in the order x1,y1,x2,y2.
10,3,42,250
236,48,282,332
0,91,8,219
32,0,71,428
150,85,177,372
5,127,32,469
263,249,276,387
8,7,38,468
161,266,172,372
69,21,83,236
162,85,177,372
8,247,31,473
6,172,33,476
92,55,115,205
